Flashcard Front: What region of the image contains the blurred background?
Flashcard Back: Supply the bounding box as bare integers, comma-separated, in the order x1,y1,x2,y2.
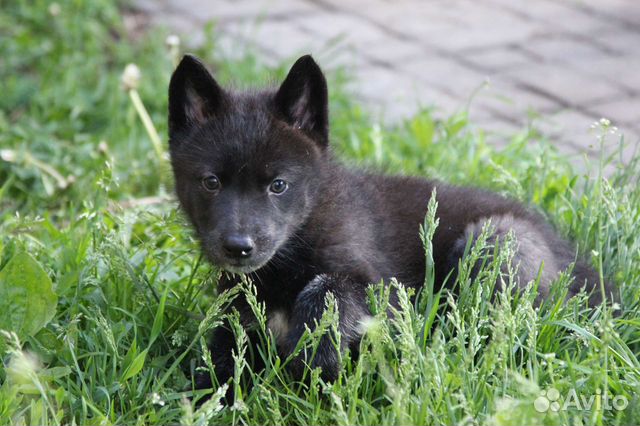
133,0,640,158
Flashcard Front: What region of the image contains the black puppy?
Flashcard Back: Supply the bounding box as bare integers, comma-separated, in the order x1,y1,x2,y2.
168,54,610,387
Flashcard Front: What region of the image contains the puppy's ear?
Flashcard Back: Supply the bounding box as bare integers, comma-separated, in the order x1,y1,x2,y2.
275,55,329,146
168,54,226,137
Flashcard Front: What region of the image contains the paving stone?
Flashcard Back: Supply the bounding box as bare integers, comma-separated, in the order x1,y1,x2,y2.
403,14,467,37
166,0,319,22
148,11,204,41
589,98,640,128
296,13,385,49
312,0,462,30
306,45,368,72
221,20,320,61
539,4,619,35
572,0,640,31
574,54,640,95
423,19,543,52
468,79,561,125
503,64,625,107
356,93,454,124
349,65,461,122
305,0,373,13
464,47,537,72
487,0,588,25
134,0,167,14
135,0,640,162
521,35,614,64
592,28,640,55
401,57,489,99
359,37,431,66
364,7,468,40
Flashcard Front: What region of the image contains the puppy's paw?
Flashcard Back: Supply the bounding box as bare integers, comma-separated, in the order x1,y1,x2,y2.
190,366,234,405
193,370,213,390
286,338,341,383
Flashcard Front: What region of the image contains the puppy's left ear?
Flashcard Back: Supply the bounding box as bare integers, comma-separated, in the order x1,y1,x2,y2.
275,55,329,146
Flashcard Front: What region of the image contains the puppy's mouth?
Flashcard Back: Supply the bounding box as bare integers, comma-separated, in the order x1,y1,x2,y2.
209,249,276,274
222,258,270,274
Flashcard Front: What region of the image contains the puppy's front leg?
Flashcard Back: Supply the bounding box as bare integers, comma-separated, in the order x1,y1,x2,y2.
284,274,370,381
195,275,263,398
194,325,236,391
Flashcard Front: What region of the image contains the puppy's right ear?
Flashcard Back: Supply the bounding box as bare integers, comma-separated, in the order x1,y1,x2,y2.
168,55,226,136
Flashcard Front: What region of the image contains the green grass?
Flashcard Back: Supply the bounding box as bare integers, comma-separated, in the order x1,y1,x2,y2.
1,1,640,425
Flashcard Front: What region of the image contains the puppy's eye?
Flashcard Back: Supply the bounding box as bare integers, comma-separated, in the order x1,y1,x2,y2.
269,179,288,194
202,175,221,192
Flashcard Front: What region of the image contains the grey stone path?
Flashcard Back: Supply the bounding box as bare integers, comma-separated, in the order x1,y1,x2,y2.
135,0,640,160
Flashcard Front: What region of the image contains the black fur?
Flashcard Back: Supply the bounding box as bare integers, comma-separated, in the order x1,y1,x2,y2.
168,54,613,389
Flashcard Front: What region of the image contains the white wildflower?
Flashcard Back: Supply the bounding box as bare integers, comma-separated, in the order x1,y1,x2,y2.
150,392,165,406
98,140,109,154
1,149,16,162
165,34,180,49
121,63,141,91
48,2,61,16
171,328,188,347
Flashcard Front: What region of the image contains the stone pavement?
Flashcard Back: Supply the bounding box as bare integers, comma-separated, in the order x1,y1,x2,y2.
134,0,640,159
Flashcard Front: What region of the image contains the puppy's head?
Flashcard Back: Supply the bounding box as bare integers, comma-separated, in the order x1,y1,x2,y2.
168,54,329,273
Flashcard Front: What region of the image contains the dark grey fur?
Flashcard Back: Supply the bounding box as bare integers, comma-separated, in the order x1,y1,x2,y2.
168,54,613,390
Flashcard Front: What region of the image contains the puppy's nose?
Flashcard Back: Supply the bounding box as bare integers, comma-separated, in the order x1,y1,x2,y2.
222,235,254,258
